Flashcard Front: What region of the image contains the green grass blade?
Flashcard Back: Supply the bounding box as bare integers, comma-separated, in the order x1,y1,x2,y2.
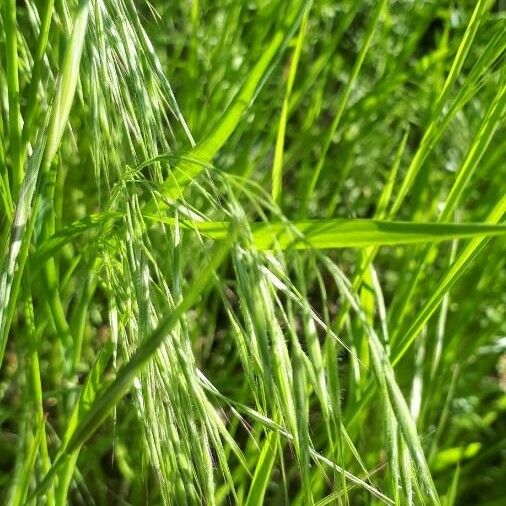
302,0,387,210
147,216,506,250
388,67,506,336
2,2,504,503
37,0,91,357
146,0,309,207
271,6,310,206
444,466,461,506
3,0,22,197
245,431,279,506
44,0,90,165
389,0,489,217
8,420,44,506
0,0,90,368
20,0,55,158
54,341,114,505
393,195,506,365
39,214,506,267
0,133,45,366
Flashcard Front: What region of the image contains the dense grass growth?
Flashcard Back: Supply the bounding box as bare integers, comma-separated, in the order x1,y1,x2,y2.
1,0,505,504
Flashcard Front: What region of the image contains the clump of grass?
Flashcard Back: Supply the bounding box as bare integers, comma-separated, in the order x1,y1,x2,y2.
1,1,505,504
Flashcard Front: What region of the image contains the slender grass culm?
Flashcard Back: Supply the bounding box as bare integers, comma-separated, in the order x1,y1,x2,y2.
0,1,505,505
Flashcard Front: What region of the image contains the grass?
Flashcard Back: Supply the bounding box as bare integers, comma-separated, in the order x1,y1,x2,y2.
0,0,505,504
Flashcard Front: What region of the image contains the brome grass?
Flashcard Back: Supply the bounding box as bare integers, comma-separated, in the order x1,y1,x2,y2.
0,1,505,505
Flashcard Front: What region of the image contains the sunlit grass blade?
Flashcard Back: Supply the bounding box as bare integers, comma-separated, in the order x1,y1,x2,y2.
393,195,506,365
3,0,22,197
145,1,309,206
388,67,506,337
271,6,310,205
44,0,90,165
244,431,279,506
0,131,45,365
389,0,490,217
147,216,506,250
20,0,55,158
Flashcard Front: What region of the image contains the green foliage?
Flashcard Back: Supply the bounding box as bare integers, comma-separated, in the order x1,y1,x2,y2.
0,0,505,504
